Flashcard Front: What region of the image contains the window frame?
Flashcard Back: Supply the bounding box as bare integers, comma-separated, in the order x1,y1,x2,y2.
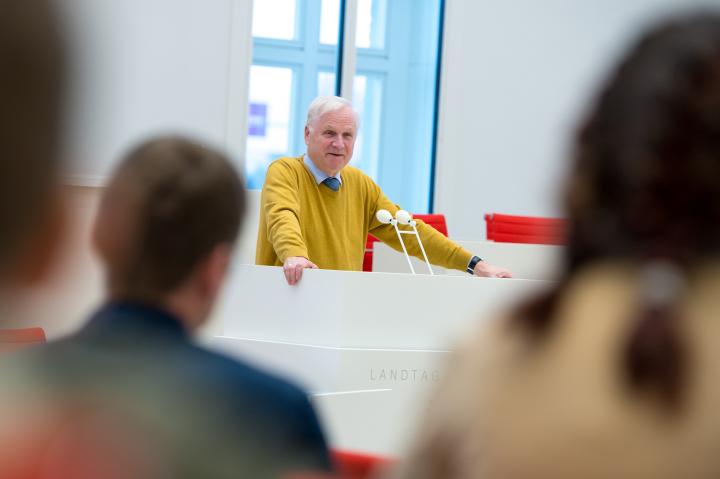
247,0,446,212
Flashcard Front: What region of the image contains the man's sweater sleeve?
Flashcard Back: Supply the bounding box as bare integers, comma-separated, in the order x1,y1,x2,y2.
367,183,473,272
261,161,309,262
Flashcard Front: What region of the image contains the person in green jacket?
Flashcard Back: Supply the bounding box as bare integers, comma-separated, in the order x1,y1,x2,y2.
256,95,512,285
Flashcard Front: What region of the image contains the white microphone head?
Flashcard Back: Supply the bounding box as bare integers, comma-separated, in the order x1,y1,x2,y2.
376,209,393,224
396,210,413,225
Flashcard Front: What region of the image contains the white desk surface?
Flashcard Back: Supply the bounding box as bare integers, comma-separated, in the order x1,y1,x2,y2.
372,239,563,281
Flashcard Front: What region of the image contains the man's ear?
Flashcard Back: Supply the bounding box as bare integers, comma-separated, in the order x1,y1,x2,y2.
90,195,106,262
90,192,116,265
91,186,137,271
198,243,233,299
304,125,310,145
6,188,67,287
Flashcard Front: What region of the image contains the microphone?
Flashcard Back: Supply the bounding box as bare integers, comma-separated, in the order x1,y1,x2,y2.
376,209,394,225
395,209,414,226
374,210,434,275
376,209,415,274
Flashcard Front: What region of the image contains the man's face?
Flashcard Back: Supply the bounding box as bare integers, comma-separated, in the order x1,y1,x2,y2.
304,107,357,177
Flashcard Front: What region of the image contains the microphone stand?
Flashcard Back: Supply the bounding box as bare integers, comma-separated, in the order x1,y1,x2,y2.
396,210,434,275
391,219,416,275
408,221,434,275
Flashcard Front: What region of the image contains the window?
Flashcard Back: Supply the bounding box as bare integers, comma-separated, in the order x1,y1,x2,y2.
355,0,387,49
319,0,340,45
251,0,298,41
247,0,444,212
246,65,294,189
351,73,383,179
246,0,340,188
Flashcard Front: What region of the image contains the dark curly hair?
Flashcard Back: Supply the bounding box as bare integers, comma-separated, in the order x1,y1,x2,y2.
513,12,720,409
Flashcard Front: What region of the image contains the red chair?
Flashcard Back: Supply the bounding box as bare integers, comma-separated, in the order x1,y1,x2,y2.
485,213,567,245
363,213,448,272
331,449,394,479
0,327,46,353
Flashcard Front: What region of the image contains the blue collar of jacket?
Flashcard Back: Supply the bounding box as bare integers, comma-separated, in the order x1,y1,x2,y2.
82,300,188,341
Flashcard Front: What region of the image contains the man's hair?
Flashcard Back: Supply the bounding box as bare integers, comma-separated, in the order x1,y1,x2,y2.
305,96,360,130
101,137,245,302
0,0,65,273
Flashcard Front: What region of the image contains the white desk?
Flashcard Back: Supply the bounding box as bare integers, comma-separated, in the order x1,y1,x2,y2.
211,265,551,454
372,240,563,281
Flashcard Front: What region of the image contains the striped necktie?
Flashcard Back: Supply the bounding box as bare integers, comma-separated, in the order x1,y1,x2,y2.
322,177,340,191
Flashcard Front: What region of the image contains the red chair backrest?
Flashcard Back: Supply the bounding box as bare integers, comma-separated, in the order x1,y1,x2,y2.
0,327,46,353
485,213,567,245
331,449,394,479
363,213,448,272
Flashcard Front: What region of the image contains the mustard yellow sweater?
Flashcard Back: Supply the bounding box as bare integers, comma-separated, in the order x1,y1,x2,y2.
255,156,473,272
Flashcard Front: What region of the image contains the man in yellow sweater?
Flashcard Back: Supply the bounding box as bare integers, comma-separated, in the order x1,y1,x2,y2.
256,96,512,285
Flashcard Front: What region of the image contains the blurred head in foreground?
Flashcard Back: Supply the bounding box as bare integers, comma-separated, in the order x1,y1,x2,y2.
395,12,720,479
0,0,65,294
1,137,332,477
93,137,245,329
565,13,720,277
518,11,720,409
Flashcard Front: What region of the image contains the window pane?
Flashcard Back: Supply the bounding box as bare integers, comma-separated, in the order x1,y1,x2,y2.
319,0,340,45
350,74,383,179
354,0,443,212
246,66,294,189
248,0,342,188
321,0,387,48
253,0,297,40
356,0,387,49
317,71,336,98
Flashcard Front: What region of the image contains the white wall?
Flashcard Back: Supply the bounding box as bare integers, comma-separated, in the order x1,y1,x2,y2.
34,0,255,338
435,0,720,241
60,0,252,185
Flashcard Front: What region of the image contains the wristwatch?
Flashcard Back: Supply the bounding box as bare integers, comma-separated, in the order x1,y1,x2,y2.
467,255,482,275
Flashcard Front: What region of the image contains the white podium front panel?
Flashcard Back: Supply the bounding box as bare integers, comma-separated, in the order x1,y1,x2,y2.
211,336,447,455
212,266,553,455
372,240,563,281
211,337,447,394
219,265,550,350
311,387,431,456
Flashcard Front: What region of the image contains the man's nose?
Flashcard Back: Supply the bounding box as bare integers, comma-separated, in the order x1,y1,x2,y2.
331,137,344,149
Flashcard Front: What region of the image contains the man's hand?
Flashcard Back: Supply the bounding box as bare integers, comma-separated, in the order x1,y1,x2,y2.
473,261,513,278
282,256,319,285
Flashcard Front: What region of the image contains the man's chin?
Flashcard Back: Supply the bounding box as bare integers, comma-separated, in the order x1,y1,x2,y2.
324,156,347,171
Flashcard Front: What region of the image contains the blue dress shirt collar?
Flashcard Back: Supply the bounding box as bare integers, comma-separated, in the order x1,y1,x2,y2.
303,154,343,186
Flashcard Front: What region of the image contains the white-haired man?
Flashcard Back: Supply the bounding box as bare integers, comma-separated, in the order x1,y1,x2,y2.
256,96,512,285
